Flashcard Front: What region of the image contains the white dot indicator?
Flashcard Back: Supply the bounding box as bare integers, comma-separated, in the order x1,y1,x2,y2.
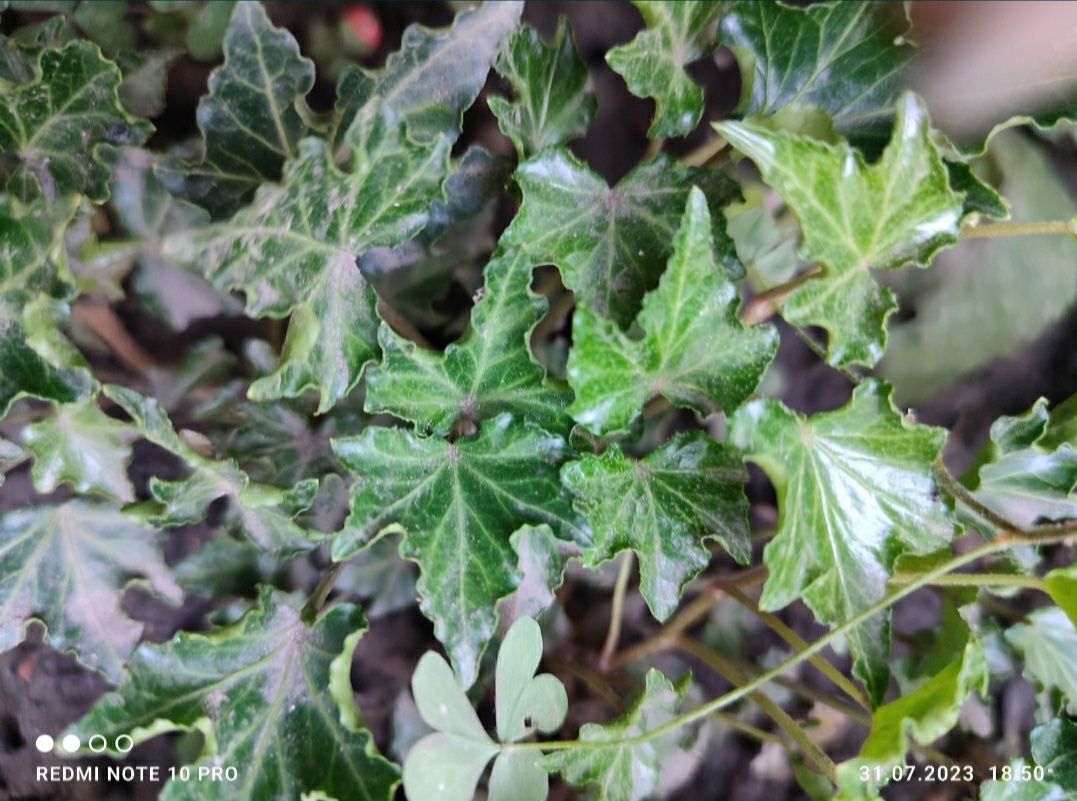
61,735,81,753
35,734,54,753
115,734,134,753
88,735,107,753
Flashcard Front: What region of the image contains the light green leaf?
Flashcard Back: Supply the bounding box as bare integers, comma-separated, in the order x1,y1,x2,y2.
0,437,23,488
67,587,400,801
0,502,180,681
728,379,952,703
365,248,572,436
157,1,314,218
499,524,573,626
0,40,151,201
563,432,749,621
567,186,777,435
1007,607,1077,713
883,132,1077,401
837,617,987,798
1046,565,1077,627
544,668,691,801
117,48,180,119
606,1,722,138
0,196,93,416
720,2,912,147
164,121,449,412
514,146,740,327
489,18,595,158
334,1,522,149
1032,718,1077,796
22,397,135,501
964,398,1077,530
104,384,321,555
717,93,963,367
405,617,566,801
332,413,588,686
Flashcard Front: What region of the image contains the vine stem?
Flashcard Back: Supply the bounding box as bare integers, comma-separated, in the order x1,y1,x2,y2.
301,562,344,622
507,523,1076,754
890,572,1046,590
961,218,1077,239
598,553,635,671
680,135,728,167
932,460,1020,534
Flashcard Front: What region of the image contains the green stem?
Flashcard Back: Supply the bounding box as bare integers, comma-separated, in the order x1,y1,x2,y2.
680,135,728,168
301,561,344,623
599,553,635,671
933,461,1019,534
961,218,1077,239
513,524,1076,754
891,572,1046,590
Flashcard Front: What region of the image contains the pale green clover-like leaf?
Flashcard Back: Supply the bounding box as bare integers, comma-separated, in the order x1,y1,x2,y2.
164,120,449,413
1031,718,1077,797
0,196,93,416
544,668,691,801
1006,607,1077,713
563,432,749,621
0,502,181,682
837,616,987,799
489,18,596,158
720,2,912,148
728,379,952,703
0,40,151,201
334,1,522,150
332,413,588,687
964,398,1077,530
717,93,963,368
514,146,740,327
404,617,567,801
104,384,320,556
606,1,723,138
365,247,572,437
22,396,135,502
567,186,777,435
67,587,400,801
157,1,314,218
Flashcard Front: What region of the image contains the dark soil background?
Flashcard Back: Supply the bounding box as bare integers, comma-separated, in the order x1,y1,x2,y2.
2,3,1076,801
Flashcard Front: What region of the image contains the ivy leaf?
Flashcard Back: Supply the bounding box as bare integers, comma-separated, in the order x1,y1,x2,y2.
117,48,180,119
164,122,450,413
728,379,952,703
514,147,740,327
334,1,523,149
499,524,574,626
22,397,135,502
563,432,749,620
567,186,777,435
332,413,588,686
157,1,314,218
0,40,151,201
606,1,722,138
335,531,417,619
1031,719,1077,796
837,616,987,798
0,437,23,488
719,2,912,147
717,93,963,368
0,196,93,416
1006,607,1077,713
544,668,691,801
1046,565,1077,627
365,248,572,436
104,384,321,556
67,587,400,801
964,398,1077,530
0,502,181,682
489,18,596,158
404,617,567,801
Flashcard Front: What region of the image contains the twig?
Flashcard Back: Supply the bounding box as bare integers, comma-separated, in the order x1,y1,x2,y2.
680,135,728,168
961,218,1077,239
599,552,635,671
740,269,821,326
72,299,153,375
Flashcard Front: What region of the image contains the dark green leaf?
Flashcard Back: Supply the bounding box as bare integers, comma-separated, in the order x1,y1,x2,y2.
720,2,912,148
717,93,963,367
563,432,749,620
728,380,952,703
332,414,588,686
117,48,181,119
0,40,151,201
67,587,400,801
489,18,595,158
366,248,572,437
514,146,740,327
566,186,777,434
606,1,722,138
1032,718,1077,796
0,502,180,681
